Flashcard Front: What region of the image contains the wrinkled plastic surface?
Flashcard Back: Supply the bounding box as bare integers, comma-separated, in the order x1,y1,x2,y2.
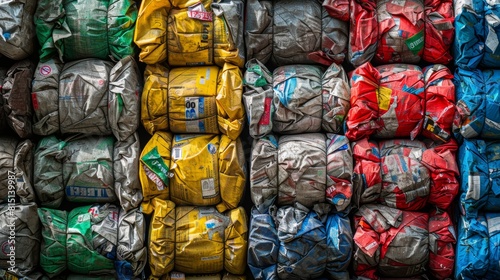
32,56,140,141
35,0,137,62
245,0,348,65
38,208,67,278
454,68,500,140
135,0,245,67
250,135,278,212
0,0,36,59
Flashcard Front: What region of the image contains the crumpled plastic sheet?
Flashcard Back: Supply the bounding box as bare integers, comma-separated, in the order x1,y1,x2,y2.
144,198,247,278
250,133,353,213
141,63,245,140
0,137,35,204
31,56,140,141
0,203,40,277
245,0,348,66
458,139,500,219
352,138,459,210
134,0,245,68
454,68,500,140
38,204,147,278
248,203,352,280
0,60,35,138
0,0,36,59
33,133,141,212
244,62,350,137
35,0,137,62
140,133,245,212
353,204,456,279
455,213,500,280
346,62,455,142
349,0,454,66
454,0,500,69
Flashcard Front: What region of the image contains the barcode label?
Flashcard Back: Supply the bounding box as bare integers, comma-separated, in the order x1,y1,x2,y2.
201,178,216,198
173,148,182,160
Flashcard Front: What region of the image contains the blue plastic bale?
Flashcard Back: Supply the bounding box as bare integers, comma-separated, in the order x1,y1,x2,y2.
456,214,489,280
248,207,279,280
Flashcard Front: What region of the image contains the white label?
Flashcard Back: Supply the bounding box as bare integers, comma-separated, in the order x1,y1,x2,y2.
201,178,216,198
466,175,481,200
173,148,182,160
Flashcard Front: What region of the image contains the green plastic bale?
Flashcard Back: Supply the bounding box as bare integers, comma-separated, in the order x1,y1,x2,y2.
38,208,68,278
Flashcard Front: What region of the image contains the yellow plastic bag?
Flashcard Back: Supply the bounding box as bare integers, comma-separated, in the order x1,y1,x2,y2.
217,136,246,213
224,207,248,275
142,64,170,135
216,64,245,140
134,0,169,64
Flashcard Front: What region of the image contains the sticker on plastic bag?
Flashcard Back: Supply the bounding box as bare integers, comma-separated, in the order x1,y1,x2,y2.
188,2,213,21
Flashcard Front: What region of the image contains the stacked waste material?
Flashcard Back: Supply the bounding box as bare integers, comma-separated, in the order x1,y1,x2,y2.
27,1,145,278
453,1,500,277
135,0,249,276
0,0,37,60
134,0,246,67
245,0,349,66
37,204,146,279
349,0,454,66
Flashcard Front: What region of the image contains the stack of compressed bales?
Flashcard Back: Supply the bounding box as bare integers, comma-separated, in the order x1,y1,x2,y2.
31,1,146,278
135,0,249,278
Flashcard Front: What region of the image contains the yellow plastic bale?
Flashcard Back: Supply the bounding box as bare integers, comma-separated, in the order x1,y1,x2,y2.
170,135,220,206
224,207,248,275
175,206,226,273
216,136,246,213
147,198,176,279
139,132,172,208
216,64,245,140
169,66,219,134
142,64,170,134
167,272,221,280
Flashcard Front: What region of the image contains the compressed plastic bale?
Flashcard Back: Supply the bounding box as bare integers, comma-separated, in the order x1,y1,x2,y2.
0,203,40,277
325,134,352,212
141,64,169,134
134,0,245,67
459,139,500,218
278,134,327,208
273,65,323,134
454,68,500,140
116,208,148,279
114,133,143,212
0,60,35,138
31,56,140,141
66,204,118,275
161,273,245,280
353,204,429,279
428,209,456,280
217,135,246,212
248,207,279,280
224,207,248,275
35,0,137,62
250,135,278,211
421,64,455,143
321,62,351,134
0,0,36,59
38,208,67,278
145,198,175,279
0,137,35,204
349,0,453,66
245,0,348,66
455,215,489,279
243,59,274,138
325,213,353,280
352,138,382,205
346,63,426,141
139,131,172,209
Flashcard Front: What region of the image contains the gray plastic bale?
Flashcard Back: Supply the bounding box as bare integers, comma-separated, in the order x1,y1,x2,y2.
117,208,147,278
114,132,142,212
321,63,350,134
0,137,35,204
250,135,278,211
0,0,36,59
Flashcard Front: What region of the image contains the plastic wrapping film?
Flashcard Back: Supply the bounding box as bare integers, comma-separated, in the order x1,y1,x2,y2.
146,199,247,278
353,204,456,279
250,133,353,213
38,204,147,278
162,273,246,280
0,137,35,204
245,0,348,66
0,0,36,59
0,203,40,278
33,133,141,212
140,133,245,211
141,63,244,139
31,56,140,141
34,0,137,62
248,204,352,280
243,62,350,137
134,0,245,67
454,68,500,140
0,60,35,138
455,213,500,280
346,62,455,142
454,0,500,69
349,0,454,67
458,139,500,218
352,138,459,210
